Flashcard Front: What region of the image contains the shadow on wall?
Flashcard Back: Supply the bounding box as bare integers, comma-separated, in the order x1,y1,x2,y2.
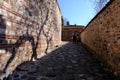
4,42,69,80
0,2,59,78
0,14,37,74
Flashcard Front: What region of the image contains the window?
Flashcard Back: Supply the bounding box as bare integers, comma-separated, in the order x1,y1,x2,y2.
62,31,65,39
74,31,79,36
68,31,72,39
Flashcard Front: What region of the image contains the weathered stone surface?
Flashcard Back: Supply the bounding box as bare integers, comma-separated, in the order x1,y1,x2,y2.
81,0,120,75
6,42,119,80
0,0,61,79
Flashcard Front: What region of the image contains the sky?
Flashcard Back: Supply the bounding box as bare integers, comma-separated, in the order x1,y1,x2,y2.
57,0,96,26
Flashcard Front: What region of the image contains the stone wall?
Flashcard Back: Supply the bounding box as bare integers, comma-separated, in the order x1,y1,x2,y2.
0,0,61,77
81,0,120,74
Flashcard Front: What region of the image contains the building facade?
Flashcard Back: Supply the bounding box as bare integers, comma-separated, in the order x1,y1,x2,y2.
62,25,84,41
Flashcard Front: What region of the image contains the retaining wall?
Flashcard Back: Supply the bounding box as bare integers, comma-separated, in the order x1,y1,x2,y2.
0,0,61,77
81,0,120,74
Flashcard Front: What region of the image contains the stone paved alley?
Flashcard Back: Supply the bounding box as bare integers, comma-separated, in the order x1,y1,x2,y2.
5,42,119,80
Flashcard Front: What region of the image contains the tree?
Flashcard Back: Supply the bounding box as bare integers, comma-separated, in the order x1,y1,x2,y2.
95,0,109,12
61,16,64,26
89,0,109,13
61,16,70,26
66,21,70,25
64,18,68,26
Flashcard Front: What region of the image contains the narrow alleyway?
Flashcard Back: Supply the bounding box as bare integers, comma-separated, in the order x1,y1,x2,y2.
6,42,119,80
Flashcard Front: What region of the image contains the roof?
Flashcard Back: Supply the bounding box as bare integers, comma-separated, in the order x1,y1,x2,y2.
64,25,85,28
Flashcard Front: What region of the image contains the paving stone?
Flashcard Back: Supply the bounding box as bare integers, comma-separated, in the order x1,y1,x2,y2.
40,77,49,80
71,60,77,64
66,65,72,69
21,75,27,79
45,73,56,78
13,74,19,78
28,76,37,80
5,42,119,80
87,77,94,80
79,74,85,77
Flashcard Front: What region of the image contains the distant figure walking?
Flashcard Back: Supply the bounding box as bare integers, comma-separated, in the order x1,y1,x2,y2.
72,33,76,43
76,34,80,44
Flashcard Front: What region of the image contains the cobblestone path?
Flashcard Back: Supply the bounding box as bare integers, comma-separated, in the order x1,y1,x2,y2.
6,42,119,80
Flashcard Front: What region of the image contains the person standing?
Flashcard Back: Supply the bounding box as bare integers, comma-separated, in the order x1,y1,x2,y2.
72,33,76,43
76,34,80,44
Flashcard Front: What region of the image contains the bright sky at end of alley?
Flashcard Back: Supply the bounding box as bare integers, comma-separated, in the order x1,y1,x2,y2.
58,0,96,26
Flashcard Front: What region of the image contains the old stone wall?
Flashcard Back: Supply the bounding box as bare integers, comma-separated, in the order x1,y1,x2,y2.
81,0,120,74
0,0,61,77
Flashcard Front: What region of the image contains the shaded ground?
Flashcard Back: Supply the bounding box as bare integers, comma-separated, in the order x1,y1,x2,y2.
6,42,119,80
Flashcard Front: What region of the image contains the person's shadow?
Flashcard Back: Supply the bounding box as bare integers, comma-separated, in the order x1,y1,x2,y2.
0,14,37,74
